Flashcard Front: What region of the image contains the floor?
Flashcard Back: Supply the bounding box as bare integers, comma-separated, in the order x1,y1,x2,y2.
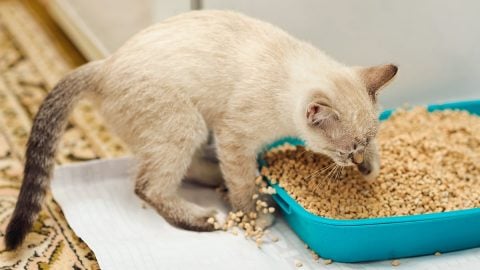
0,0,127,268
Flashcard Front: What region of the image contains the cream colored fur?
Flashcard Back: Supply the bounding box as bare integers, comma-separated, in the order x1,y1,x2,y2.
82,10,397,230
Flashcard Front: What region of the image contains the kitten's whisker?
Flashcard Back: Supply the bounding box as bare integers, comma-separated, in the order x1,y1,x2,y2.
308,162,336,193
335,166,343,180
332,165,341,190
315,164,336,179
306,163,335,180
332,165,340,180
298,149,308,156
329,165,337,180
324,163,337,180
315,163,334,176
332,164,341,180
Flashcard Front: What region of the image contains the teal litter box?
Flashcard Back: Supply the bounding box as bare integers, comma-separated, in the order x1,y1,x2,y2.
257,99,480,263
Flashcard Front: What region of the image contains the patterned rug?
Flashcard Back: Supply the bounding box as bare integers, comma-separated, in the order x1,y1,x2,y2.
0,0,128,268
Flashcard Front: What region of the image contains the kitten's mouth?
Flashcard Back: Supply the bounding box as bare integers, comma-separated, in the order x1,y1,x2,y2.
332,159,354,167
333,152,365,167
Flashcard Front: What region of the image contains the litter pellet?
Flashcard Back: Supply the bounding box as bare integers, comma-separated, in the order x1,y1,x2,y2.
261,108,480,219
255,176,263,185
324,259,333,265
391,259,401,266
294,260,303,268
435,251,441,256
305,245,321,261
256,238,263,248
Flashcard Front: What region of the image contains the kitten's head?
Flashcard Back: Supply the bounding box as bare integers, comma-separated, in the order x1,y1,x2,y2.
299,64,397,167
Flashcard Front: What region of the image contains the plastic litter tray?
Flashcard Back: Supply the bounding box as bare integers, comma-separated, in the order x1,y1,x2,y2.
258,100,480,263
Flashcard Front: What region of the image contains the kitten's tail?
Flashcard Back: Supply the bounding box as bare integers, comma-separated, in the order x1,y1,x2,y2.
4,61,102,250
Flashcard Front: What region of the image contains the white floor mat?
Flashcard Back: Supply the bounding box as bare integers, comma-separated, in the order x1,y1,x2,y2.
51,158,480,270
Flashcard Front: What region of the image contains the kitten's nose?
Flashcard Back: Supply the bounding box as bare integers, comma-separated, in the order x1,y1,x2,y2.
352,151,364,165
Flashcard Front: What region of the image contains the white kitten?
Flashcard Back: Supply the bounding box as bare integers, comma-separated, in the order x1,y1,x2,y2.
5,10,397,249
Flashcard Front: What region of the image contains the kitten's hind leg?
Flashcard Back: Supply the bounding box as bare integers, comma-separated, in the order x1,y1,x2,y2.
133,111,218,231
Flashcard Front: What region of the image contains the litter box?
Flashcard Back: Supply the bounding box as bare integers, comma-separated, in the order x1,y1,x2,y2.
258,99,480,263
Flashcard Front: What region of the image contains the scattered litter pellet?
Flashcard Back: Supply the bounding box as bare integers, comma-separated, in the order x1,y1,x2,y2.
391,259,401,267
304,244,321,262
324,259,333,265
261,108,480,219
255,176,263,185
207,174,277,248
294,260,303,268
435,251,442,256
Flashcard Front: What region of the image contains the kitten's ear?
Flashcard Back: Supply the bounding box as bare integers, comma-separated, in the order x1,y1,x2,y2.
357,64,398,99
306,101,339,127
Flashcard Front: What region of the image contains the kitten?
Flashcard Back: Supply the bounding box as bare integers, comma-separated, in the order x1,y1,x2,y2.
5,10,397,249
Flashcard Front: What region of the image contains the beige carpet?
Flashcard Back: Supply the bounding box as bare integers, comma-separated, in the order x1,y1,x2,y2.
0,0,127,268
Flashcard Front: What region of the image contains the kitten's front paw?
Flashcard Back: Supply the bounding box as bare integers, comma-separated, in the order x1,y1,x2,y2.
357,159,380,180
256,212,275,229
357,141,380,180
213,210,227,227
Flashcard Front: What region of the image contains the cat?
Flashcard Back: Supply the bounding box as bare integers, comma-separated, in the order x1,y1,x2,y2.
5,10,397,249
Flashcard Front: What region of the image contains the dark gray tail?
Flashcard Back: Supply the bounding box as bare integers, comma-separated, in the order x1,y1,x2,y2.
4,61,101,250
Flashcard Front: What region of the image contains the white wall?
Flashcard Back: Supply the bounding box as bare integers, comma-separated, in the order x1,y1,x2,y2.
49,0,190,58
204,0,480,109
53,0,480,109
